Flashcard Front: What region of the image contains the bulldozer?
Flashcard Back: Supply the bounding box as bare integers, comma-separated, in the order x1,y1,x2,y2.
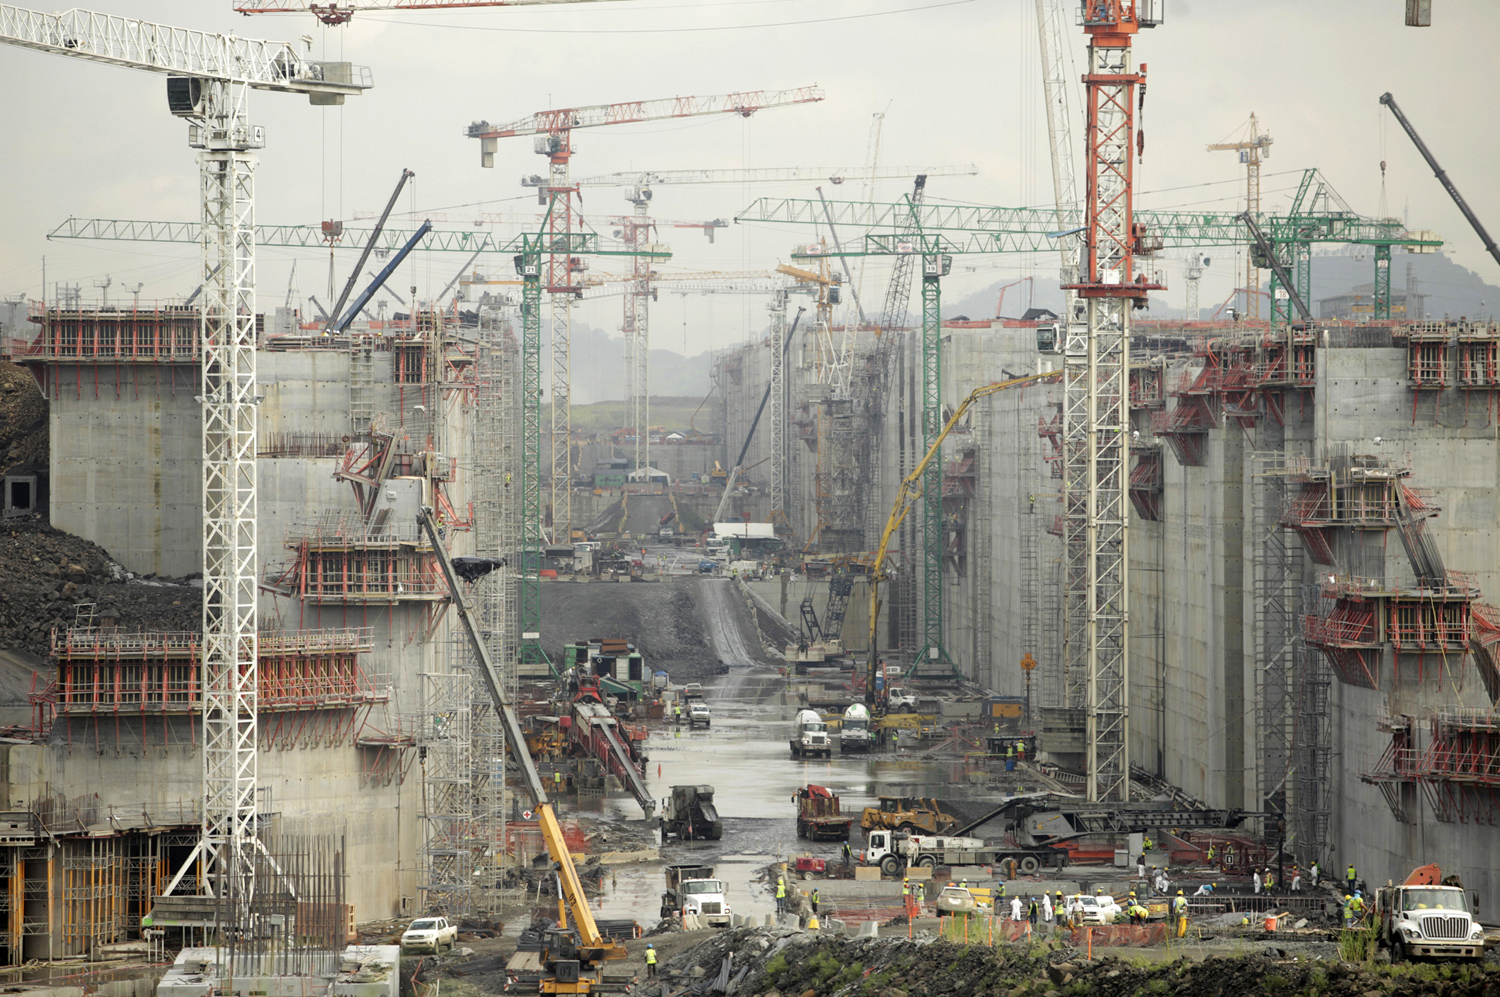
859,796,956,836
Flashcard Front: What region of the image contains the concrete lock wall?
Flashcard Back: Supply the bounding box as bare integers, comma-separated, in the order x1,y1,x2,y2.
21,341,469,923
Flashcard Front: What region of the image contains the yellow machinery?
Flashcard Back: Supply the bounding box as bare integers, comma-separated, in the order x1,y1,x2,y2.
864,372,1057,708
421,509,627,994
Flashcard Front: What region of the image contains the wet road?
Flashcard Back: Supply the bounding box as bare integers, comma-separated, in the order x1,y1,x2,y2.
587,661,979,926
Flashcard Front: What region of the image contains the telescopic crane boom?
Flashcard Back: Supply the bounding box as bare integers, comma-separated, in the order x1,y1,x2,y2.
1380,92,1500,270
418,508,624,990
865,372,1057,706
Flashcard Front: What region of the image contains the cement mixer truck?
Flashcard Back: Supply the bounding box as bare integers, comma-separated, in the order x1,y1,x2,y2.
839,703,873,753
790,708,832,759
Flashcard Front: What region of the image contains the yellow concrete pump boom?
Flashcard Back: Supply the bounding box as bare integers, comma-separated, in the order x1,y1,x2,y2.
864,371,1059,705
418,509,621,982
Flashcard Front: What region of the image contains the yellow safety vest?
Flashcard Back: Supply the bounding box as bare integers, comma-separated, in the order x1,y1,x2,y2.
645,950,656,965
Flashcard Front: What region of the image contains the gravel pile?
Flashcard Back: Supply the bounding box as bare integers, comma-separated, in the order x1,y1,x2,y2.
649,927,1499,997
0,517,202,659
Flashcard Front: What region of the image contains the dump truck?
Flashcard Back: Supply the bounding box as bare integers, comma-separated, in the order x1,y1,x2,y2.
660,864,732,926
794,784,853,841
863,830,1066,877
839,703,873,753
661,784,723,840
859,796,956,836
790,708,832,759
1374,864,1485,963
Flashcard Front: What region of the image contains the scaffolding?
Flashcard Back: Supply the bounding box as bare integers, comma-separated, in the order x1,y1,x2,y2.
267,516,447,603
4,303,200,363
1294,581,1333,865
1456,323,1500,389
1280,452,1408,565
1251,452,1304,827
1127,445,1163,522
1400,322,1451,389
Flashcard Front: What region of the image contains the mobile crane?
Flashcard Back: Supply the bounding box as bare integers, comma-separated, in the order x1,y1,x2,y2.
864,372,1057,708
419,508,628,994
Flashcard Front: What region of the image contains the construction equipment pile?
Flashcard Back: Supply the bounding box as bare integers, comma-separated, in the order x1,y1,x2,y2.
646,927,1497,997
0,517,202,659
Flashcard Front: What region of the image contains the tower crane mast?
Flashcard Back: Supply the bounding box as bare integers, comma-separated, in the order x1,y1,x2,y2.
1066,0,1160,804
1207,113,1273,319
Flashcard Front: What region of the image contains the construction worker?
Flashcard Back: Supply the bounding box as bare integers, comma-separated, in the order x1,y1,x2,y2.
674,702,682,724
1005,743,1016,772
1193,882,1216,897
1264,868,1276,893
959,878,967,889
1291,865,1302,892
1253,868,1262,894
1342,894,1355,928
1010,895,1022,921
776,876,787,914
1142,835,1153,854
1042,891,1053,924
645,944,658,978
1346,863,1358,896
1350,890,1366,924
1206,844,1217,865
901,878,911,901
1027,897,1039,927
1172,890,1189,937
1310,860,1321,888
1137,855,1146,880
810,887,820,916
1129,902,1148,926
554,770,564,792
1017,740,1027,763
841,840,853,870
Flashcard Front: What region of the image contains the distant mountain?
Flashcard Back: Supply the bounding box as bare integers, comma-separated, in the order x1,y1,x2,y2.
939,252,1498,324
559,321,715,405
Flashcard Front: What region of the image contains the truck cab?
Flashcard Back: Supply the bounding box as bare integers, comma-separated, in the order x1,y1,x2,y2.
660,864,732,927
790,708,831,758
1376,884,1484,962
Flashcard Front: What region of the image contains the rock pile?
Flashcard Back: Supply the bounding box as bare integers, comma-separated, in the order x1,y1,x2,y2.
0,517,202,659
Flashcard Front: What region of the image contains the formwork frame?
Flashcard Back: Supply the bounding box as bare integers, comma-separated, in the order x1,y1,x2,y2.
1251,452,1303,826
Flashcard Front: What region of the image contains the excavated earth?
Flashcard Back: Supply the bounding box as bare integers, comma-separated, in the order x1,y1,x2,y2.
652,928,1500,997
0,517,203,660
0,360,46,476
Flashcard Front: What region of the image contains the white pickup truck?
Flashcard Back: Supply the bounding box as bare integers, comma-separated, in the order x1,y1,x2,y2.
401,915,458,952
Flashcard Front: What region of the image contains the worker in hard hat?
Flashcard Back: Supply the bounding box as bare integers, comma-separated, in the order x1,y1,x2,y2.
1172,889,1189,937
645,944,658,978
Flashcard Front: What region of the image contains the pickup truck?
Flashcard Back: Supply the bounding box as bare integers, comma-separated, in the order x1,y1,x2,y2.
400,916,458,952
1375,866,1486,962
688,702,712,728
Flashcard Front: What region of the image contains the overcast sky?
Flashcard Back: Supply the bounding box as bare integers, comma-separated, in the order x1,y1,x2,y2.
1,0,1496,356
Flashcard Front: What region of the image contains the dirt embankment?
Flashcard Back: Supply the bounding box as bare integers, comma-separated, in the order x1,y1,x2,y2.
653,928,1498,997
0,360,46,475
541,578,715,680
0,517,202,659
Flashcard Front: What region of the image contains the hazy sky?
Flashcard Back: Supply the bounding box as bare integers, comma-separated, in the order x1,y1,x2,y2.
1,0,1496,356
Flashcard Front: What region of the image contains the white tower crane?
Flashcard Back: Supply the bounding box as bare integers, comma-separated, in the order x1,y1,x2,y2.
0,4,372,919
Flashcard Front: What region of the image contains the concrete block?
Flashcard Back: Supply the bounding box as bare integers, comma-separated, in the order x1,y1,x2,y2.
854,866,882,881
906,867,933,880
856,920,879,938
763,914,776,927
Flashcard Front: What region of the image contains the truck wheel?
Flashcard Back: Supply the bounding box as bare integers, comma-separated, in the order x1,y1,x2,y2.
797,821,806,839
709,825,723,841
880,855,902,877
917,855,937,869
1391,939,1405,964
1020,856,1041,875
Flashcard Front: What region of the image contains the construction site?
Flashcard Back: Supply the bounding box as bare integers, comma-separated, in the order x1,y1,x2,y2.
0,0,1498,995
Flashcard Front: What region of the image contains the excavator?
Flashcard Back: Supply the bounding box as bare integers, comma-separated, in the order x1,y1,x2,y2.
863,372,1057,711
419,508,631,995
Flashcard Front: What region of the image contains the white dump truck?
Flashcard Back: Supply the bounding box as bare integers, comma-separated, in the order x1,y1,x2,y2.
839,703,873,753
659,864,733,927
790,708,832,759
1374,865,1486,963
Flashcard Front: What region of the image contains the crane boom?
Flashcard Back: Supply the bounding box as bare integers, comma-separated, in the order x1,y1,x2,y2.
468,86,823,141
0,4,370,94
417,509,614,959
563,164,978,187
1380,92,1500,269
235,0,631,22
865,372,1058,705
326,169,413,333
